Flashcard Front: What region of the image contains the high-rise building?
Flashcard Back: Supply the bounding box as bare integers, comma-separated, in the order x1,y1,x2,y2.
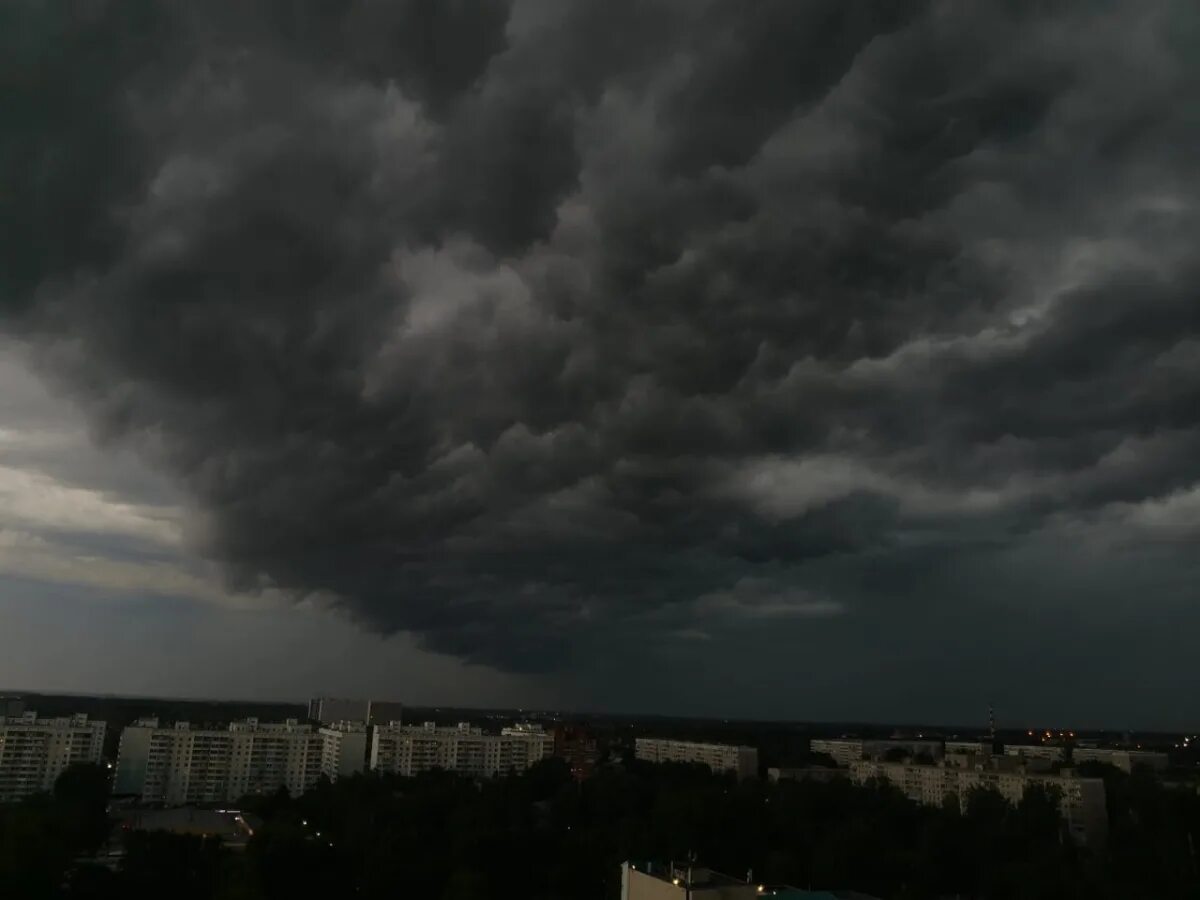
115,717,366,804
0,696,25,719
369,722,553,778
850,759,1107,846
0,712,106,802
366,700,405,727
553,724,599,781
308,697,370,725
635,738,759,779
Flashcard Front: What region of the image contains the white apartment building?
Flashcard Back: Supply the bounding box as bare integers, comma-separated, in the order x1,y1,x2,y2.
635,738,759,779
0,712,106,802
850,760,1107,846
115,717,366,804
1072,748,1169,773
369,722,553,778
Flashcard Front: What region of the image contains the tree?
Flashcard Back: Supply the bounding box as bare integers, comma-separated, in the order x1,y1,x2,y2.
54,763,112,852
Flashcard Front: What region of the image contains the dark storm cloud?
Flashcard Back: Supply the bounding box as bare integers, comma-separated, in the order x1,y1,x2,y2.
4,0,1200,679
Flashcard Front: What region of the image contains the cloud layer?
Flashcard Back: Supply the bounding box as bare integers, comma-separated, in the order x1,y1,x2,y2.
4,0,1199,697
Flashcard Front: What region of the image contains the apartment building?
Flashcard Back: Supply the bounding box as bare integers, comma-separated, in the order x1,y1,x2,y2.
115,717,365,804
0,712,106,802
369,722,553,778
635,738,759,779
1072,748,1168,773
850,760,1107,846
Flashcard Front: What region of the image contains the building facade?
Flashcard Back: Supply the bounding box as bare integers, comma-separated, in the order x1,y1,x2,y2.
0,712,106,802
369,722,553,778
850,760,1107,846
115,717,365,804
635,738,759,779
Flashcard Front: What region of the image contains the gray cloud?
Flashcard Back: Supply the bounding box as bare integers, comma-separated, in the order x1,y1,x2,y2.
3,0,1199,710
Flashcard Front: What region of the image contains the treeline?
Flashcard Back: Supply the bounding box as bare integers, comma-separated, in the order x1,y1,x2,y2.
2,757,1198,899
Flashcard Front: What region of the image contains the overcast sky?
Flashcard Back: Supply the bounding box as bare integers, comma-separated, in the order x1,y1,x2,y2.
2,0,1198,728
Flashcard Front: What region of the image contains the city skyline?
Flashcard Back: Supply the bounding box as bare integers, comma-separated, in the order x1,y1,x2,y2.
3,1,1199,729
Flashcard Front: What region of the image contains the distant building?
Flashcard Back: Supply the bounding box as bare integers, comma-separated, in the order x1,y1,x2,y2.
0,712,106,802
366,700,405,727
115,717,365,804
850,759,1107,846
1004,744,1065,763
635,738,758,779
369,722,553,778
553,724,599,781
621,861,761,900
308,697,370,725
1072,748,1169,773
